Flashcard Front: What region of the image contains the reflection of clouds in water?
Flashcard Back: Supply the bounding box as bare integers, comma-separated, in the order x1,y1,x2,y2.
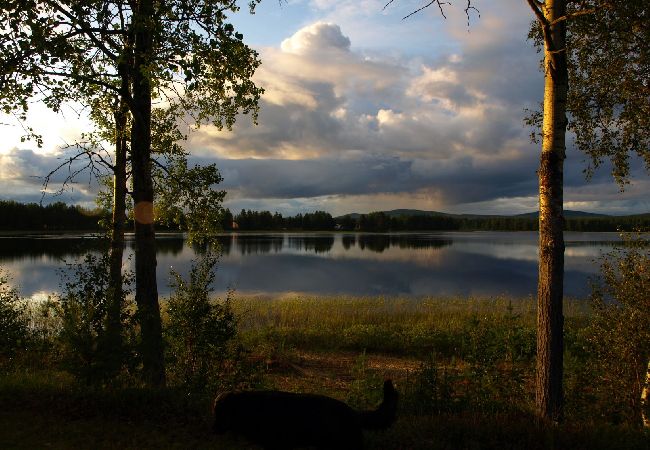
324,245,451,267
453,242,539,262
564,247,606,258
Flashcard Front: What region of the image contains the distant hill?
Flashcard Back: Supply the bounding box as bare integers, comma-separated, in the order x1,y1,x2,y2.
516,210,611,218
334,208,649,232
337,209,614,220
338,209,462,220
383,209,451,217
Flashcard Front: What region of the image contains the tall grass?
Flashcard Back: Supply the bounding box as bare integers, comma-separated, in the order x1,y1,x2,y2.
233,295,589,357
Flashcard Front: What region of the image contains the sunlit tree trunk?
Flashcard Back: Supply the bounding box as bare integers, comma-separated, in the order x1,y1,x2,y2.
529,0,567,423
131,0,165,387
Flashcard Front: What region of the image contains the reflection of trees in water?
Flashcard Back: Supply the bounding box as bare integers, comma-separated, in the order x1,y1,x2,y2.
3,233,609,263
235,235,285,255
356,235,453,253
342,234,356,250
287,236,335,254
390,236,452,250
149,237,184,256
0,235,188,261
358,235,390,253
0,237,108,261
214,235,232,256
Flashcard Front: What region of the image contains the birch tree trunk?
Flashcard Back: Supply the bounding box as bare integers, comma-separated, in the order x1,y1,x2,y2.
131,0,165,387
529,0,568,423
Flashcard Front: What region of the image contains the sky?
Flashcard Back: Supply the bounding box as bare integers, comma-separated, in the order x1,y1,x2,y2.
1,0,648,216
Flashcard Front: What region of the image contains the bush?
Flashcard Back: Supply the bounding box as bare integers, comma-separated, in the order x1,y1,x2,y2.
165,251,240,393
0,270,29,365
401,353,459,415
587,231,649,426
57,253,134,385
346,351,384,410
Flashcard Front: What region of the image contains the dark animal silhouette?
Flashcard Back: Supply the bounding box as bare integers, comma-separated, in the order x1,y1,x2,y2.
213,379,398,450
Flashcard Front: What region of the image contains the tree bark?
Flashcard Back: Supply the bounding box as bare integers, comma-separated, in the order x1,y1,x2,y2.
534,0,567,423
104,97,128,377
642,359,649,428
131,0,165,387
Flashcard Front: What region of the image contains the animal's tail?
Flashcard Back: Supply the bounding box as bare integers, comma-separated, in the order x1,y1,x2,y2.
359,379,399,430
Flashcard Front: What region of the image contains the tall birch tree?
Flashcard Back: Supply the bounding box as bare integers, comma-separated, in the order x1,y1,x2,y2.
1,0,262,386
391,0,648,422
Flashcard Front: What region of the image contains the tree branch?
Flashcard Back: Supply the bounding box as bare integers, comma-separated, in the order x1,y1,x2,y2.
549,9,597,26
384,0,479,25
526,0,549,26
42,0,120,61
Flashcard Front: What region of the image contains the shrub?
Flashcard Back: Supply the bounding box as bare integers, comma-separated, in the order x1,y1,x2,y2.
0,270,29,365
587,231,649,426
165,251,239,393
401,353,459,415
346,351,384,410
57,253,134,385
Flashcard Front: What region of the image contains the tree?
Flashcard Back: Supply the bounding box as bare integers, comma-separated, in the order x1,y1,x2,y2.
1,0,263,386
524,0,569,423
390,0,648,422
526,0,650,421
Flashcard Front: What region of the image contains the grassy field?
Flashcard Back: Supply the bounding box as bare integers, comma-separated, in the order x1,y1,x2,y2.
1,295,648,449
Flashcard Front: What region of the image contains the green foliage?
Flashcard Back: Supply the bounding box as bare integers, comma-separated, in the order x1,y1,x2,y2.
528,2,650,184
0,1,264,132
165,251,239,392
587,232,650,425
567,1,650,183
154,153,227,243
0,271,29,364
57,253,134,385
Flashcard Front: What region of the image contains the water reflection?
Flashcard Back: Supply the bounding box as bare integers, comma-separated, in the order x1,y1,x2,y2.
287,235,334,254
0,231,620,299
231,234,284,255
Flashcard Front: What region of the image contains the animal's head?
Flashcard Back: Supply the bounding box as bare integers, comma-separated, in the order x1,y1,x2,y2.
383,379,397,399
383,379,399,409
212,392,235,434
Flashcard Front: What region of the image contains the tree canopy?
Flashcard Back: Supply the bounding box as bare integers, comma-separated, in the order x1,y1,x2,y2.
528,0,650,184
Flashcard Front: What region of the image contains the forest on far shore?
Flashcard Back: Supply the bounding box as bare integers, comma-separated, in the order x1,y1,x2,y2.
1,200,648,232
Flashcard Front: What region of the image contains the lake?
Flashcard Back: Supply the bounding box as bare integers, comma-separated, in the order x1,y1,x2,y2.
0,231,620,300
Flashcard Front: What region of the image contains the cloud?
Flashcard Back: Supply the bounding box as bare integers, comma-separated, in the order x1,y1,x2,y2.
179,16,648,216
0,149,101,206
2,3,647,216
281,22,351,54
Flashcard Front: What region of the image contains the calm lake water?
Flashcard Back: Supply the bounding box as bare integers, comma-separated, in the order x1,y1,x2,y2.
0,231,620,300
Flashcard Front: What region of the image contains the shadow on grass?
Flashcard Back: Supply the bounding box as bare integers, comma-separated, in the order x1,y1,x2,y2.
1,372,648,450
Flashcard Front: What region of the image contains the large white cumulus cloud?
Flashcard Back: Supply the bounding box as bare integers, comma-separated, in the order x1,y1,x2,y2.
281,22,351,54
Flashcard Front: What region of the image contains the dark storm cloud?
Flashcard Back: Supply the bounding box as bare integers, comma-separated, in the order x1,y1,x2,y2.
197,151,539,206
